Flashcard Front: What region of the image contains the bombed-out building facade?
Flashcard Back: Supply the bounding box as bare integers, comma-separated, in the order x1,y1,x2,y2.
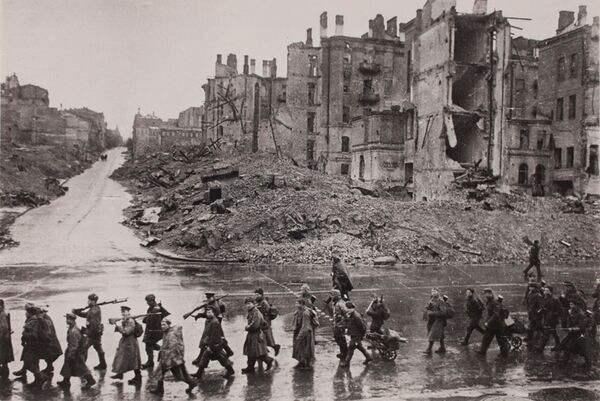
193,0,600,199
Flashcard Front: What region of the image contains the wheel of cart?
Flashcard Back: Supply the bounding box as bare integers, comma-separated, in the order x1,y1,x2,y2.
365,329,406,361
509,335,523,350
381,348,397,361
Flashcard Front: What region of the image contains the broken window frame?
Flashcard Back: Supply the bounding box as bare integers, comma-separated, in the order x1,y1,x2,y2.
341,136,350,153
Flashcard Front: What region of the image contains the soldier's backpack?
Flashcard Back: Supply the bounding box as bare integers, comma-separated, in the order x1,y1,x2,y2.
133,320,144,338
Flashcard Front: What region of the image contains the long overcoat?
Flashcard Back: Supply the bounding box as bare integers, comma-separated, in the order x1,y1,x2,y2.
0,311,14,364
292,308,317,364
40,312,63,362
20,315,42,367
256,298,276,347
112,318,141,374
243,308,268,358
60,324,90,377
426,299,447,342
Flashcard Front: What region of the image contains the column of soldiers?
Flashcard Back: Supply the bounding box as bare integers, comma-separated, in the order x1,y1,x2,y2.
0,254,598,394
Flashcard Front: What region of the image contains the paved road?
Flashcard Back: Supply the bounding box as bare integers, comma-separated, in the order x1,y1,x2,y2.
0,148,598,401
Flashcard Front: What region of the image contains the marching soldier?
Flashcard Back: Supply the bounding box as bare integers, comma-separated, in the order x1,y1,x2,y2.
141,294,170,369
241,297,274,374
0,299,14,381
331,290,348,360
73,293,106,370
56,313,96,389
14,304,49,386
193,292,234,358
477,288,509,357
365,295,390,334
340,302,371,366
524,282,544,345
255,288,281,356
110,305,142,385
292,298,318,369
150,319,196,394
39,306,63,376
192,307,234,379
560,301,592,368
461,288,484,346
523,239,542,280
537,286,563,352
423,289,448,355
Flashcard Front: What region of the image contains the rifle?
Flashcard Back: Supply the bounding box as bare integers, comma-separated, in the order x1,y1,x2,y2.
108,312,160,325
183,294,229,320
74,298,128,312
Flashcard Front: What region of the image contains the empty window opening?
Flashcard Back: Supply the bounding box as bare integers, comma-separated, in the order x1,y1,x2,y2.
557,57,566,82
341,163,350,175
518,163,529,185
308,83,316,106
588,145,599,175
556,98,564,121
341,136,350,152
566,146,574,168
568,95,576,119
537,131,547,150
570,53,578,78
307,112,316,133
306,139,315,161
554,148,562,168
342,106,351,124
405,162,413,183
308,55,318,77
519,129,529,149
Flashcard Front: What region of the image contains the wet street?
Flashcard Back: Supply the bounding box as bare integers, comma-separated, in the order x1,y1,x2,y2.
0,148,598,401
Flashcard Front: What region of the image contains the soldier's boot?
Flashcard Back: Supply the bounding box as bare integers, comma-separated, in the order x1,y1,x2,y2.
193,368,204,379
461,330,472,346
13,366,27,377
222,363,235,378
110,373,123,380
150,380,164,394
141,351,154,369
273,344,281,357
423,342,433,356
263,356,274,371
56,376,71,388
241,358,256,374
127,370,142,386
185,378,197,394
435,339,447,354
94,353,107,370
82,374,96,389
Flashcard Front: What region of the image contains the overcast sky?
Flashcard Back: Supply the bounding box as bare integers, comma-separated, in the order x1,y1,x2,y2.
1,0,598,137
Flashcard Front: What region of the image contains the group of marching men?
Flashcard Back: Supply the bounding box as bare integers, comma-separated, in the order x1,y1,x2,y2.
0,253,599,394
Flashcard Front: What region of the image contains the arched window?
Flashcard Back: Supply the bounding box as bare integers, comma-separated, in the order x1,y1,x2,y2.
518,163,529,185
341,136,350,153
535,164,545,184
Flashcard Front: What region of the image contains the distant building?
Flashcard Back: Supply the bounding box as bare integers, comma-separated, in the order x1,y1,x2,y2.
65,107,107,153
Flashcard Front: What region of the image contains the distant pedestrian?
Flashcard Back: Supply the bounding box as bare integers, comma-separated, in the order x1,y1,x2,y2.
365,295,390,334
73,293,106,370
332,254,353,301
523,240,541,280
423,289,448,355
141,294,170,369
537,286,562,352
56,313,96,389
149,319,196,394
110,306,142,385
241,298,274,374
255,288,281,356
192,307,234,379
477,289,509,357
340,302,371,366
330,290,348,360
0,299,14,381
461,288,484,346
292,298,318,370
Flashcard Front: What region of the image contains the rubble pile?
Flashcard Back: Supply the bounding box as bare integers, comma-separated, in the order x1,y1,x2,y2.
112,149,600,266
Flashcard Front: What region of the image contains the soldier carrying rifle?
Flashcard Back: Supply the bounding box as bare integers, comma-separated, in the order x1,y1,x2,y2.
72,294,126,370
109,305,149,386
141,294,170,369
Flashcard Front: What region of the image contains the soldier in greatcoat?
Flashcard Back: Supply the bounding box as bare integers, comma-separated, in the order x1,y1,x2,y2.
241,297,273,374
56,313,96,389
423,289,448,355
192,307,234,379
537,285,563,352
14,304,49,386
38,306,63,376
255,288,281,356
141,294,170,369
477,288,509,357
149,319,196,394
331,290,348,360
524,282,544,345
461,288,485,346
292,298,318,369
110,305,142,385
73,293,106,370
193,292,234,358
0,299,14,381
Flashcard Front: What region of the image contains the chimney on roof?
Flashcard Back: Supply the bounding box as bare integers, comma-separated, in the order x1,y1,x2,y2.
335,15,344,36
578,5,587,26
373,14,385,39
262,60,269,77
271,58,277,77
472,0,487,15
243,55,249,75
386,17,397,36
250,59,256,74
227,54,237,72
320,12,328,41
306,28,313,46
216,54,222,64
557,11,575,33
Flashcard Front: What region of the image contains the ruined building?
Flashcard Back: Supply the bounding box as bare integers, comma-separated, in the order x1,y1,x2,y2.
131,107,204,158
